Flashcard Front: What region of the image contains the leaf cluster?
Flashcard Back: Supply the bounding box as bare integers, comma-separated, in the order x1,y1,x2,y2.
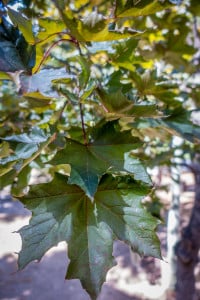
0,0,200,299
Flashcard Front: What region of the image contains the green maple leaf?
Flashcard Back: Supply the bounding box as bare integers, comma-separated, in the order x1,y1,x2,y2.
163,108,200,142
18,173,161,299
96,88,161,118
0,127,49,164
51,121,151,200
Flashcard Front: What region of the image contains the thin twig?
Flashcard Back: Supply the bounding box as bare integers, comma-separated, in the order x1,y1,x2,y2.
34,38,77,73
35,31,68,45
79,102,88,145
68,37,87,143
111,0,117,19
71,36,83,56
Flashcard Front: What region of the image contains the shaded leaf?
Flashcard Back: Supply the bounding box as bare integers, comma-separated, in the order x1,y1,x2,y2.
51,121,151,199
111,38,139,71
80,78,97,101
11,165,31,196
0,16,35,72
97,88,161,118
18,173,161,299
0,161,16,177
77,56,90,88
190,0,200,15
0,40,25,72
163,108,200,142
0,127,49,164
0,169,17,189
97,87,133,113
23,92,54,109
16,35,36,71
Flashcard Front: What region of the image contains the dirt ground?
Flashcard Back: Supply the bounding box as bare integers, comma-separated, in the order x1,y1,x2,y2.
0,169,199,300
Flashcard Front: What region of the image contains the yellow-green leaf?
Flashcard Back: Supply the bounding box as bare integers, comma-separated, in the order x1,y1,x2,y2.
7,7,35,44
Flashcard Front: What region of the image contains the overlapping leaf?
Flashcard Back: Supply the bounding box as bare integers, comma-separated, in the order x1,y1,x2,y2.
51,121,151,199
0,128,51,189
116,0,173,17
0,40,26,72
20,68,72,96
163,108,200,142
0,15,35,72
110,38,139,71
22,92,55,111
0,127,49,164
37,18,66,42
53,1,143,42
18,173,161,299
131,111,200,143
7,7,35,44
97,87,161,118
78,20,142,42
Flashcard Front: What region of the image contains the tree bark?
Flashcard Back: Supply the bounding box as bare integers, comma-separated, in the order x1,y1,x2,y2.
175,164,200,300
164,137,182,291
165,163,181,290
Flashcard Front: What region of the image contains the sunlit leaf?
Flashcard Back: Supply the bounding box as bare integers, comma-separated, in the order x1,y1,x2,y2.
7,7,35,44
78,20,143,42
37,18,66,42
117,0,173,17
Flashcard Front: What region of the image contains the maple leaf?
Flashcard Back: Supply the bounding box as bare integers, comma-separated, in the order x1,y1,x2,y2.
18,173,161,299
51,121,151,200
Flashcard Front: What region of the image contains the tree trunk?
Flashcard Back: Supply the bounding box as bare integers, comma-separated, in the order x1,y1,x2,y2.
175,164,200,300
165,163,181,291
162,137,182,292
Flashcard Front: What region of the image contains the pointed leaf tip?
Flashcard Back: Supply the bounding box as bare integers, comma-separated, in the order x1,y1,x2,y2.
51,121,149,198
18,174,161,299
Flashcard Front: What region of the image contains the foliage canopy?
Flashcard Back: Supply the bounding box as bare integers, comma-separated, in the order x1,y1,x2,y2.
0,0,200,298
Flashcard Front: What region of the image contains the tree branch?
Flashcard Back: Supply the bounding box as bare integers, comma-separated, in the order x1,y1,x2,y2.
34,38,77,73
